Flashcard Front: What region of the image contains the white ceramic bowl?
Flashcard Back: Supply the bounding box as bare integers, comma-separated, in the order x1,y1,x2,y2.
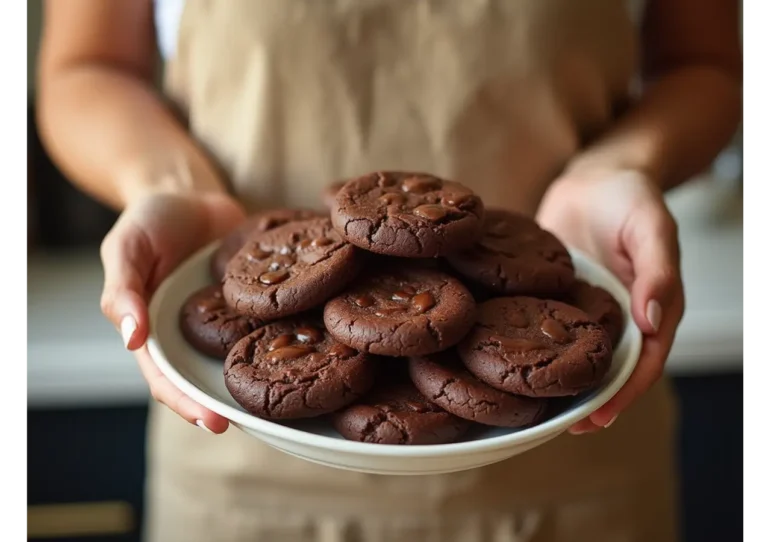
148,243,640,476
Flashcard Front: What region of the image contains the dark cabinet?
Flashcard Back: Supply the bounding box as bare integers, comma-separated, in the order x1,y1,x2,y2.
28,407,148,542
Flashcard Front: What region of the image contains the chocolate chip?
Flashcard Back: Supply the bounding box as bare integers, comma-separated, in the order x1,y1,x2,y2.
413,204,448,222
266,345,315,362
247,247,272,261
442,193,475,207
354,295,375,308
328,343,356,359
378,193,406,205
403,399,430,413
490,336,548,352
295,326,323,345
402,176,441,194
541,318,571,343
375,307,408,317
391,290,414,301
273,254,296,267
311,237,333,247
412,292,436,313
195,298,222,313
268,334,294,351
259,270,289,285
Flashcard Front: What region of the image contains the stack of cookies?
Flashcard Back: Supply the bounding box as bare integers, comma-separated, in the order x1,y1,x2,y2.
179,172,624,445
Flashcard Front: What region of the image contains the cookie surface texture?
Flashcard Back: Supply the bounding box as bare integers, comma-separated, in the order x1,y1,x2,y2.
331,171,484,258
210,208,321,281
446,209,575,296
457,297,612,397
323,266,476,357
223,218,360,320
333,381,471,445
564,279,624,348
179,285,262,359
408,350,548,427
224,317,376,419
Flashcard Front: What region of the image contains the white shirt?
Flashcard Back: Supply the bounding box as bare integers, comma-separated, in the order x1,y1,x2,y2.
154,0,185,60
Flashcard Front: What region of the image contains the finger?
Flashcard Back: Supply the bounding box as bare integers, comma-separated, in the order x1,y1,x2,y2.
136,348,230,433
589,291,683,426
623,209,681,335
568,418,603,435
99,224,154,350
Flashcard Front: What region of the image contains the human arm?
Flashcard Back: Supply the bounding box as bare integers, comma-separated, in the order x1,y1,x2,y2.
37,0,243,433
566,0,741,191
37,0,229,208
537,0,741,432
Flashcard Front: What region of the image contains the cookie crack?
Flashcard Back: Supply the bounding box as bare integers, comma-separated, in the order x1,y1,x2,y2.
300,242,346,267
434,379,500,415
425,318,442,347
359,411,408,444
260,357,340,415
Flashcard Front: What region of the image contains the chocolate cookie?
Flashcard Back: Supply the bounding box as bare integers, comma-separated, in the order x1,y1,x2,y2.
223,218,361,320
224,317,376,419
179,285,262,359
564,279,624,348
457,297,612,397
322,181,346,210
445,209,575,297
333,381,471,445
323,266,476,357
210,208,321,281
408,350,547,427
331,171,485,258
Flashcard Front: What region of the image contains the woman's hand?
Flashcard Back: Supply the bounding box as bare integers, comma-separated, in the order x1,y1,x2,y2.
537,168,685,434
99,191,246,433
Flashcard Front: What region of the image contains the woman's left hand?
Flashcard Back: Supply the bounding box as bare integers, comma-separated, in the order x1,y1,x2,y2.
536,168,685,434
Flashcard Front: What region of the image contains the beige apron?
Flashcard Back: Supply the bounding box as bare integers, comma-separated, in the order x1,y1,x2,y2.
146,1,679,540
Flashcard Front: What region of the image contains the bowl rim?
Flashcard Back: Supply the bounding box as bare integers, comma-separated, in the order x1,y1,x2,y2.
148,242,641,459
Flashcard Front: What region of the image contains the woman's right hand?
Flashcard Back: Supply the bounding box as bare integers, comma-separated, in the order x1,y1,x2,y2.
99,191,246,433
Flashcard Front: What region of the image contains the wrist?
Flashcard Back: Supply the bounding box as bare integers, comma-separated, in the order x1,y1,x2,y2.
555,159,663,197
115,150,229,207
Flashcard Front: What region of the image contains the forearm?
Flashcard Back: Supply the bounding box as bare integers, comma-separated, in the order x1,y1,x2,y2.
37,65,227,210
567,65,741,190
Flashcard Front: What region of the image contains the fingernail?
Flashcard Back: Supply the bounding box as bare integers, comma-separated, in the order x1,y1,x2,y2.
604,415,618,428
120,315,137,348
646,300,662,332
569,428,589,435
196,419,214,434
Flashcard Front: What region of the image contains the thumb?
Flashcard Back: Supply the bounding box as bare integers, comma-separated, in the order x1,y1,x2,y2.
623,207,681,335
99,223,154,350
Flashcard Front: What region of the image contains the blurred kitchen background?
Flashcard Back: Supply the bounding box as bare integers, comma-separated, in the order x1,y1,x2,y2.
27,1,742,541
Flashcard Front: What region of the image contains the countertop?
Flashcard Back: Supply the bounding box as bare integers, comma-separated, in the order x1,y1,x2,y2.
27,176,743,408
